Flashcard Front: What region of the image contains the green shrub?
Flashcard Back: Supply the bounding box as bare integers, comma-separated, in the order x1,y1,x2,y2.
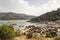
54,37,60,40
0,24,15,40
32,33,40,39
26,33,32,38
45,32,52,38
15,29,22,37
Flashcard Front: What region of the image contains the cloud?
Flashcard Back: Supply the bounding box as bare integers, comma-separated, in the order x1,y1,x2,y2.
0,0,60,16
36,0,60,15
0,0,37,15
24,0,50,6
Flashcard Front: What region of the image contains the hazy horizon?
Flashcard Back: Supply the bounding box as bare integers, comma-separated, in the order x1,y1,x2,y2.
0,0,60,16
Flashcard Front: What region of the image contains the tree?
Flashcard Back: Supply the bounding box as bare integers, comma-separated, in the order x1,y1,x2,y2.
0,24,15,40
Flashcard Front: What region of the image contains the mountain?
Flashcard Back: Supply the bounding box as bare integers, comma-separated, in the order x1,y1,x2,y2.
0,12,35,20
29,8,60,23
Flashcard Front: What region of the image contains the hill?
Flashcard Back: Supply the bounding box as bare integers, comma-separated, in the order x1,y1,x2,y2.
0,12,35,20
29,8,60,23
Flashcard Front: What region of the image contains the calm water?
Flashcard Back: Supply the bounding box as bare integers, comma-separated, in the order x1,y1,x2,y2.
0,20,47,29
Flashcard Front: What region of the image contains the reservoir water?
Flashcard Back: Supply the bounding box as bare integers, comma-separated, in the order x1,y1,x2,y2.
0,20,47,29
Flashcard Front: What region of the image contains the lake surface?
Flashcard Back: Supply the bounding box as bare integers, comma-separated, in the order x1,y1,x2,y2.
0,20,47,29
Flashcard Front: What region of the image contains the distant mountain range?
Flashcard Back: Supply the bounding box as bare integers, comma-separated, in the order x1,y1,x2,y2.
0,12,35,20
29,8,60,23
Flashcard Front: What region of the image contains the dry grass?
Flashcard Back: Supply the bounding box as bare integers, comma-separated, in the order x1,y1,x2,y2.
14,36,53,40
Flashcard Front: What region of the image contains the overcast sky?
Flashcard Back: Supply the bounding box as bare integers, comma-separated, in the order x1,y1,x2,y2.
0,0,60,16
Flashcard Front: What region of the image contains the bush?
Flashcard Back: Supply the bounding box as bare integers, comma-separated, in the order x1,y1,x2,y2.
45,32,52,38
26,33,32,38
54,37,60,40
32,33,40,39
45,31,57,38
0,24,15,40
15,29,22,37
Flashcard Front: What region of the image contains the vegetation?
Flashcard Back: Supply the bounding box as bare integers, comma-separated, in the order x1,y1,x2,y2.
45,31,57,38
45,32,52,38
0,24,15,40
32,33,40,39
15,29,22,37
25,33,47,40
26,33,32,38
54,37,60,40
